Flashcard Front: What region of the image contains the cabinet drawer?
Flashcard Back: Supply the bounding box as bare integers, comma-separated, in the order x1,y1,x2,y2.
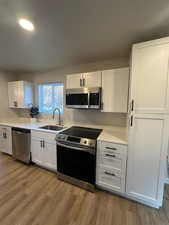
99,141,127,155
100,152,122,170
31,130,56,143
97,166,125,193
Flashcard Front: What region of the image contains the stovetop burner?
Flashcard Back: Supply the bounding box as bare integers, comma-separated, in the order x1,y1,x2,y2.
60,126,102,140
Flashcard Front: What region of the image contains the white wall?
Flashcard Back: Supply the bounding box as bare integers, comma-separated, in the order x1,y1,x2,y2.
0,72,19,120
17,57,129,126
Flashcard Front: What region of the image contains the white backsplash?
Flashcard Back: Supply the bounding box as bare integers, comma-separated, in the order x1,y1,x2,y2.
15,108,127,127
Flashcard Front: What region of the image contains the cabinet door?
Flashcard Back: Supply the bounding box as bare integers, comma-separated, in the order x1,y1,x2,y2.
31,138,44,165
8,81,33,108
66,74,83,89
24,82,33,108
126,115,167,206
5,128,12,155
130,42,169,114
43,141,57,171
102,68,129,112
17,81,24,108
8,82,19,108
0,128,5,153
84,71,102,87
0,127,12,155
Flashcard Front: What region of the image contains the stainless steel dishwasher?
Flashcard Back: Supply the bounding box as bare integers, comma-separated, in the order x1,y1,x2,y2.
12,127,31,164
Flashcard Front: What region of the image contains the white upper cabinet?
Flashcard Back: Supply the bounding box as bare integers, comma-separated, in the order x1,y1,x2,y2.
8,81,33,108
8,81,19,108
102,67,129,113
66,74,83,89
83,71,102,87
130,40,169,114
66,71,102,89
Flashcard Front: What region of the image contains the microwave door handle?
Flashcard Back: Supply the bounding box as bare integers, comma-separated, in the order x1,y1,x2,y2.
56,142,94,154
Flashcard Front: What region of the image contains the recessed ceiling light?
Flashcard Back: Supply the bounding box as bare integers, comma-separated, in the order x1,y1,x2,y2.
18,18,35,31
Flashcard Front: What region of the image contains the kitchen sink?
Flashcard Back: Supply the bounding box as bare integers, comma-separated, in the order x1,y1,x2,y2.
39,125,65,131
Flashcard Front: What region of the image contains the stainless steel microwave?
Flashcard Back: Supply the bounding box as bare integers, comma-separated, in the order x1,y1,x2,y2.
66,87,101,109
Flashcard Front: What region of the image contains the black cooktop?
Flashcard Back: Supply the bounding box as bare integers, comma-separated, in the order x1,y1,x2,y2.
60,126,102,140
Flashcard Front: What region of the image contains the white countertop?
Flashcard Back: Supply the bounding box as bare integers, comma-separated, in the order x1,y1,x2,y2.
0,120,128,145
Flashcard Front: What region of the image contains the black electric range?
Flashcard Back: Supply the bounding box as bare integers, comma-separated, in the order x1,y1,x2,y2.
56,126,102,191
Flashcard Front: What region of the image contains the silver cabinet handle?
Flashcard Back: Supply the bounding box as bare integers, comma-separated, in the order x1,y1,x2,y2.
106,147,117,151
40,140,43,148
80,79,82,87
130,115,133,127
43,140,45,148
83,78,85,87
105,153,116,158
130,99,134,111
104,171,115,177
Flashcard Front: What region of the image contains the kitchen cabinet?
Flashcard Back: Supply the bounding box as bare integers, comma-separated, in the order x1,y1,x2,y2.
0,126,12,155
66,71,102,89
83,71,102,87
31,131,57,171
102,67,129,113
66,74,83,89
8,81,33,108
96,141,127,194
127,114,168,207
127,37,169,208
130,39,169,114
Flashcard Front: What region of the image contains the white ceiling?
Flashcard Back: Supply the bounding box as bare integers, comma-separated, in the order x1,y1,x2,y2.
0,0,169,72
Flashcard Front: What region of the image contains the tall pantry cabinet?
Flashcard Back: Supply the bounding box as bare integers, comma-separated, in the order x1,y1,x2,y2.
127,37,169,208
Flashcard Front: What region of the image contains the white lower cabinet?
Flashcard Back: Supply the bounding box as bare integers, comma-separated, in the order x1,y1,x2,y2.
31,131,57,171
0,126,12,155
96,141,127,194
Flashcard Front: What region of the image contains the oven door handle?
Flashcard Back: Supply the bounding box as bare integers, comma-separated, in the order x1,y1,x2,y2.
56,141,94,155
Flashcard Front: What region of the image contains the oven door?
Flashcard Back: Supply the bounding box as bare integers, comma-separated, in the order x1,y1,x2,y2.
57,142,95,184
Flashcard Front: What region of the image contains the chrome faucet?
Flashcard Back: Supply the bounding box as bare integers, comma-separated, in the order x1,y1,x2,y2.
53,107,62,126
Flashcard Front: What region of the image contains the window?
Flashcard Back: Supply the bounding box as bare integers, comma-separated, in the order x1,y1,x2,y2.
38,83,64,114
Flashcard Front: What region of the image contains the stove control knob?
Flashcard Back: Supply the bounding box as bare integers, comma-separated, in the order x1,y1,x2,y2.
84,140,87,144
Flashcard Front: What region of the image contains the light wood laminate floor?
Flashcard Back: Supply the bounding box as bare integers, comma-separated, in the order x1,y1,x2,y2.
0,153,169,225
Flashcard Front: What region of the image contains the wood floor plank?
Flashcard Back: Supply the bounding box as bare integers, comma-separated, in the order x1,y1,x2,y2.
0,153,169,225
